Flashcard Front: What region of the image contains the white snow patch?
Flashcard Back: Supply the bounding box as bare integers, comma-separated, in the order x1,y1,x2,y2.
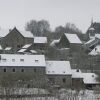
89,45,100,55
4,47,12,50
0,54,46,67
64,33,82,44
34,37,47,44
50,39,60,46
22,44,32,49
46,61,72,75
72,69,83,78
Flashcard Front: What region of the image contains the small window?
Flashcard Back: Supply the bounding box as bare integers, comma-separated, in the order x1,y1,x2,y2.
2,59,6,62
48,71,50,73
21,69,24,72
12,59,15,62
76,69,79,72
92,75,94,77
12,68,15,72
52,71,54,73
20,59,24,62
4,68,6,72
63,71,65,73
63,78,66,83
35,60,39,63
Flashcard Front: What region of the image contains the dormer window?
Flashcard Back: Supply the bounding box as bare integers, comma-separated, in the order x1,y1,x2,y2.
63,71,65,73
12,59,15,62
20,59,24,62
76,69,79,72
92,75,94,77
2,59,6,62
35,60,39,63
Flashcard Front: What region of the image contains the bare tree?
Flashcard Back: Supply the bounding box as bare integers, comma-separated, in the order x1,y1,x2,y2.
25,19,51,36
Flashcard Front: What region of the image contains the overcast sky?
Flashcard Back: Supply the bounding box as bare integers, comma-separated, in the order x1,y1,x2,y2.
0,0,100,32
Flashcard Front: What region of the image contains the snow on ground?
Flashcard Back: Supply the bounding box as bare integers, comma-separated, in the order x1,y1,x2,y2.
0,88,100,100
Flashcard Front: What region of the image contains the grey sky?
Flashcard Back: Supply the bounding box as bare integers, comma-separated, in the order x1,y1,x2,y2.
0,0,100,32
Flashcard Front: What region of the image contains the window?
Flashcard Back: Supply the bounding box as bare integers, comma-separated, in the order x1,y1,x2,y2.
63,71,65,73
76,69,79,72
20,59,24,62
48,71,50,73
63,78,66,83
21,69,24,72
4,68,6,72
35,60,39,63
92,75,94,77
12,68,15,72
2,59,6,62
34,68,36,72
52,71,54,73
12,59,15,62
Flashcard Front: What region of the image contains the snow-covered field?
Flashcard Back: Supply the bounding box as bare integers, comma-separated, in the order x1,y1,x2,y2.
0,88,100,100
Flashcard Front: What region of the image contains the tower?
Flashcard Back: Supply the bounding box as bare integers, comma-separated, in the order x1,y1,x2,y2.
88,17,95,39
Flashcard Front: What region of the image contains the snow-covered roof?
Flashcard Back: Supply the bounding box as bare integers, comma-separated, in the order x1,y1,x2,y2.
4,47,12,50
46,61,72,75
34,37,47,44
22,44,32,49
72,69,83,78
89,45,100,55
72,69,99,84
30,50,37,54
57,48,70,50
0,28,34,38
0,45,2,50
50,39,60,46
64,33,82,44
19,31,34,38
18,49,27,53
0,29,9,38
85,38,95,45
95,34,100,39
83,73,99,84
88,27,95,31
0,54,46,67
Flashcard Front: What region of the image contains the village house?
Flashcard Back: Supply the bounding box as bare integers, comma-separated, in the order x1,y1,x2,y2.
82,73,99,89
51,33,82,53
84,37,100,52
46,61,72,88
33,37,48,54
71,69,84,90
57,33,82,51
0,27,34,53
0,54,46,88
50,33,83,61
17,37,47,54
0,53,99,89
71,69,99,89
